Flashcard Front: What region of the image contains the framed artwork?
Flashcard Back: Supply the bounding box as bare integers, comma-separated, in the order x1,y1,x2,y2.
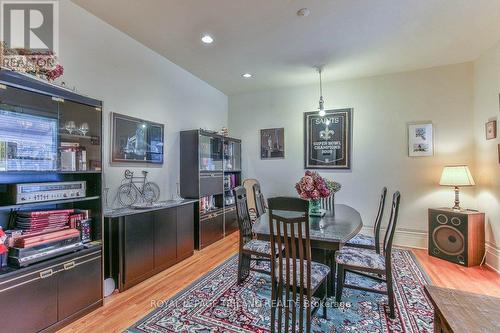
260,128,285,159
486,120,497,140
408,122,433,157
111,112,164,164
304,108,352,169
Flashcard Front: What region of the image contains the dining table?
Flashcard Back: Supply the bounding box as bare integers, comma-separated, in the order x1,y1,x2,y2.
253,204,363,296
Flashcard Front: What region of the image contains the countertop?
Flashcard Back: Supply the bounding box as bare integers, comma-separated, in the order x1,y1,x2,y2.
104,199,198,218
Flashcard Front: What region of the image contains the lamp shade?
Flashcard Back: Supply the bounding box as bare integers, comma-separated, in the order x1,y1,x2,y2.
439,165,475,186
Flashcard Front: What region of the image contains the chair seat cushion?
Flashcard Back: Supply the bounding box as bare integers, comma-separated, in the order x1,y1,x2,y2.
335,247,386,270
243,240,279,255
346,234,375,247
274,259,330,290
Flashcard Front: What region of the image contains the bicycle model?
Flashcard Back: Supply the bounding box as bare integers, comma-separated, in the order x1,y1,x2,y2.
117,169,160,207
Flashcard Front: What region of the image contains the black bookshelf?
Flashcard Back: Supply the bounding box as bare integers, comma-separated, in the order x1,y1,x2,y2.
180,130,241,249
0,70,103,333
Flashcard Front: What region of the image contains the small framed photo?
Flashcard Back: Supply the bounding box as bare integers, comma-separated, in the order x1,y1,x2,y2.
486,120,497,140
408,122,433,157
260,128,285,159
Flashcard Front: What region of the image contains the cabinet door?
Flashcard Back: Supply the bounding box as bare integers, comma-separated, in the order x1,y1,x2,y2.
177,204,194,258
0,269,58,333
154,208,177,268
200,211,224,248
58,253,102,320
200,172,223,196
225,207,239,235
124,213,154,284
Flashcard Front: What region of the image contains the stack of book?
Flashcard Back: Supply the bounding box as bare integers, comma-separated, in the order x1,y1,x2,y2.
15,209,74,234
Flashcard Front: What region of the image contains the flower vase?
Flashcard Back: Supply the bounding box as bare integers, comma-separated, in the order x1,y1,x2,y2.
308,199,322,217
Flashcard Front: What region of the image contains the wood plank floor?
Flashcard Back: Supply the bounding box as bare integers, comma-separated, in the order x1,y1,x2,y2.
58,233,499,332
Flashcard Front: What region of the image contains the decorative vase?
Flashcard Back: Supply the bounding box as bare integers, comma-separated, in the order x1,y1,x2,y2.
308,199,322,216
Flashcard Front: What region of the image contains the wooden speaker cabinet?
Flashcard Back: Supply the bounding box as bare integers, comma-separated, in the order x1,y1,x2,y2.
428,208,485,267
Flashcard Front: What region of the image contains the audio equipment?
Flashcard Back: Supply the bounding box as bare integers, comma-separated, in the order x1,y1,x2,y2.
11,181,86,204
428,208,485,266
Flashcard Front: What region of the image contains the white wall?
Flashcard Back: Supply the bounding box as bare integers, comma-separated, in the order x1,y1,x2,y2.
229,63,476,248
57,1,227,205
473,41,500,272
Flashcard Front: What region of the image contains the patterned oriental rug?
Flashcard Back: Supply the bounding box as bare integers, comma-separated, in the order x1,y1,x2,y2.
126,249,434,333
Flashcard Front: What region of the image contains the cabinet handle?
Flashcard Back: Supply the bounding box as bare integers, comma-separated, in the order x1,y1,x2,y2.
64,261,76,270
40,269,53,279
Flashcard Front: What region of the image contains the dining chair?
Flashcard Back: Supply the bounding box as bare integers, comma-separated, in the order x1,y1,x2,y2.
234,186,275,284
268,197,330,333
242,178,259,222
345,187,387,253
253,182,266,218
335,191,401,318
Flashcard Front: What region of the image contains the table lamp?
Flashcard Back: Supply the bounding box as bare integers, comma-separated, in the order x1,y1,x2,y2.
439,165,475,210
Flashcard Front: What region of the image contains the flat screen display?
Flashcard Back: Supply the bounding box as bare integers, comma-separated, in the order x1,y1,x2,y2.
0,110,58,171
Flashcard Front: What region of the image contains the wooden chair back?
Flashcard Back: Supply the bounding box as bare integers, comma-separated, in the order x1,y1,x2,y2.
373,187,387,253
234,186,253,245
382,191,401,263
268,197,312,333
242,178,259,214
253,182,266,217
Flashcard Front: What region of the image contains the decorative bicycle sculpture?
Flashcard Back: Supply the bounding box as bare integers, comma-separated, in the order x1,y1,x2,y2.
117,170,160,207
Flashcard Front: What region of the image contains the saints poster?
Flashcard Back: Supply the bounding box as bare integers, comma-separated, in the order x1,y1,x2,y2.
304,109,352,169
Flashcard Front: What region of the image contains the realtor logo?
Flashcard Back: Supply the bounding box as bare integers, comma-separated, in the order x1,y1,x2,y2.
1,1,58,54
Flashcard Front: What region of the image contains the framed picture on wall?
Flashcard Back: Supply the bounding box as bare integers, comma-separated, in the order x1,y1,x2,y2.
408,122,434,157
111,112,164,164
260,128,285,159
485,120,497,140
304,108,352,169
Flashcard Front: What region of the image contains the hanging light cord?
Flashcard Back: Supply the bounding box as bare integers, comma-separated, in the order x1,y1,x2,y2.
319,69,323,100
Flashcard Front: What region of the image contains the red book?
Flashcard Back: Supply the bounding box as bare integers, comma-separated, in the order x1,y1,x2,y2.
17,209,75,217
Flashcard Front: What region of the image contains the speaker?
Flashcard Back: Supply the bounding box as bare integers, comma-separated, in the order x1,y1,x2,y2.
428,209,485,267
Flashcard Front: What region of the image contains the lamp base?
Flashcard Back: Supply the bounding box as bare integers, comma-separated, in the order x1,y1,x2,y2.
452,186,461,211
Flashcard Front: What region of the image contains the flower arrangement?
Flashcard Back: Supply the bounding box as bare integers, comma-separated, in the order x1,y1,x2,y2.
295,170,331,200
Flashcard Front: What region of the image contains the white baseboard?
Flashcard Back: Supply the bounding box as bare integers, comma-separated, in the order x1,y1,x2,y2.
485,243,500,273
360,227,499,273
360,227,427,249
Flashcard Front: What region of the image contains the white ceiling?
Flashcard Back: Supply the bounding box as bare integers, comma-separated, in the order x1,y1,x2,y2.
72,0,500,95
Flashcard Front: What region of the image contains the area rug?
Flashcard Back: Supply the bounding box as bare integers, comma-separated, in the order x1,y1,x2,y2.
126,249,433,332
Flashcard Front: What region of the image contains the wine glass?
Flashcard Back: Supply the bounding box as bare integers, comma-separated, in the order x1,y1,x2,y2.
79,122,89,136
65,121,76,134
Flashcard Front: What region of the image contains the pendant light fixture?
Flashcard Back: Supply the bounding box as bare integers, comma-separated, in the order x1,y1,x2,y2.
317,67,325,116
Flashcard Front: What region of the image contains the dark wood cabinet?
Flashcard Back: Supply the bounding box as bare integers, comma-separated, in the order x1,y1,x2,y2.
154,208,177,268
177,204,194,259
180,130,242,249
105,201,196,291
0,248,102,333
0,70,104,332
124,212,154,285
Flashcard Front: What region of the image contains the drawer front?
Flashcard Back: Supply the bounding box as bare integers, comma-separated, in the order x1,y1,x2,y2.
200,211,224,248
200,172,223,196
224,206,239,235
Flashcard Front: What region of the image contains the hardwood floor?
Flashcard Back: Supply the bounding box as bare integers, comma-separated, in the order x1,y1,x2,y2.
58,234,499,332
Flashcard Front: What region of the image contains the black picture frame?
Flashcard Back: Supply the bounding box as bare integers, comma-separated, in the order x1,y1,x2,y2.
260,127,285,159
304,108,352,169
111,112,164,164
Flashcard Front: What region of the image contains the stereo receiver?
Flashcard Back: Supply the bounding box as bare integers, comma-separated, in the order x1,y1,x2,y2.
12,181,87,204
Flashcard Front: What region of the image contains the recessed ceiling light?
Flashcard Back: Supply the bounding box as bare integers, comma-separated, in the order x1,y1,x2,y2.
201,35,214,44
297,8,310,17
242,73,253,78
